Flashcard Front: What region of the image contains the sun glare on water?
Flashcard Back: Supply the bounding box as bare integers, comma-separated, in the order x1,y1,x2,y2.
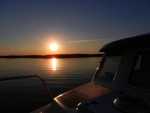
49,43,58,51
51,58,57,71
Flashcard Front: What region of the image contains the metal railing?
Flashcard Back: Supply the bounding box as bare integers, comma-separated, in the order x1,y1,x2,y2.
0,75,53,101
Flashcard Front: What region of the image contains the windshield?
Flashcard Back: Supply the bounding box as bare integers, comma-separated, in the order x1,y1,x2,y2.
95,54,122,82
128,52,150,89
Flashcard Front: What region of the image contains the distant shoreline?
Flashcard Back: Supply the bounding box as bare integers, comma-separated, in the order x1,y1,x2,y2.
0,54,103,59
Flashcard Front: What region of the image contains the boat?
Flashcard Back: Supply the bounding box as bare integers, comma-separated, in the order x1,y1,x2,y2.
1,33,150,113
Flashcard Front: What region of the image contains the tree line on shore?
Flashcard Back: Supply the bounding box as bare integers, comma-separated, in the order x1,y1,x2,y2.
0,54,103,59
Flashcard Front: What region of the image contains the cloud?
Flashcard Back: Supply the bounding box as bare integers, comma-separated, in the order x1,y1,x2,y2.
20,46,30,48
67,39,96,43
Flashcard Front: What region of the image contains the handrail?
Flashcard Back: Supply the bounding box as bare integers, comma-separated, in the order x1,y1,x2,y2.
0,75,53,101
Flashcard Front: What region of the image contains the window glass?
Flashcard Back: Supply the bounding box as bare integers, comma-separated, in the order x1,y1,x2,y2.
96,54,122,82
128,52,150,89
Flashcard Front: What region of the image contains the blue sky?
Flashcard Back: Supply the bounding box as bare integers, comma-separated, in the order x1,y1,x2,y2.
0,0,150,55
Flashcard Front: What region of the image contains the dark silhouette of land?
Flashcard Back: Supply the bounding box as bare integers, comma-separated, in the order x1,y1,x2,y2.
0,54,103,59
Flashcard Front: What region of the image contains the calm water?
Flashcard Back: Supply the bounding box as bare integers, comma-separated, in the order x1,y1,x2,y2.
0,57,101,112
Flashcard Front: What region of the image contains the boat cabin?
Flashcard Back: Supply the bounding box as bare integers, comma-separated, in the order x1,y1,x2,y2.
47,33,150,113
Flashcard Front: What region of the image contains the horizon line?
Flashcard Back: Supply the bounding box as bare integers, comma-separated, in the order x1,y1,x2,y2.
0,53,103,58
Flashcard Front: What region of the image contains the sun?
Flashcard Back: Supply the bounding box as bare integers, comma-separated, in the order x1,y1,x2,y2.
49,43,58,51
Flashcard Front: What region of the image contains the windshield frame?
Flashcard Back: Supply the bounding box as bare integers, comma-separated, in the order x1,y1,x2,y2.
128,51,150,89
94,52,123,84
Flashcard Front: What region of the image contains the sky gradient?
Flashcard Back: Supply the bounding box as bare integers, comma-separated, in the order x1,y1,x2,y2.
0,0,150,55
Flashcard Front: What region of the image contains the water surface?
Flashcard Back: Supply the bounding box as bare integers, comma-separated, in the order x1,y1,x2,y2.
0,57,101,112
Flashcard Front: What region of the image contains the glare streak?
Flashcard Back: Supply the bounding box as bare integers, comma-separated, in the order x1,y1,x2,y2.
52,58,57,71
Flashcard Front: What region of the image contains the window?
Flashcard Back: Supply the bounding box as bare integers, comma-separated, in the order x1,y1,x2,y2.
96,54,122,82
128,52,150,89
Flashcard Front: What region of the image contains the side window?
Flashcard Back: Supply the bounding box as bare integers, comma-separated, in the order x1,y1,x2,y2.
128,52,150,89
96,55,122,82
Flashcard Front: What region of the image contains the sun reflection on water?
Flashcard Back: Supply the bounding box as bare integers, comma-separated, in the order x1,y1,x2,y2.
51,58,57,71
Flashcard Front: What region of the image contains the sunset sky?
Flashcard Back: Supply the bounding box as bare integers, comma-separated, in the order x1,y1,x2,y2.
0,0,150,55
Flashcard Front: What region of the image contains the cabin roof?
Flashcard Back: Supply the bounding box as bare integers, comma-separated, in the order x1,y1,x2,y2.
100,33,150,52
